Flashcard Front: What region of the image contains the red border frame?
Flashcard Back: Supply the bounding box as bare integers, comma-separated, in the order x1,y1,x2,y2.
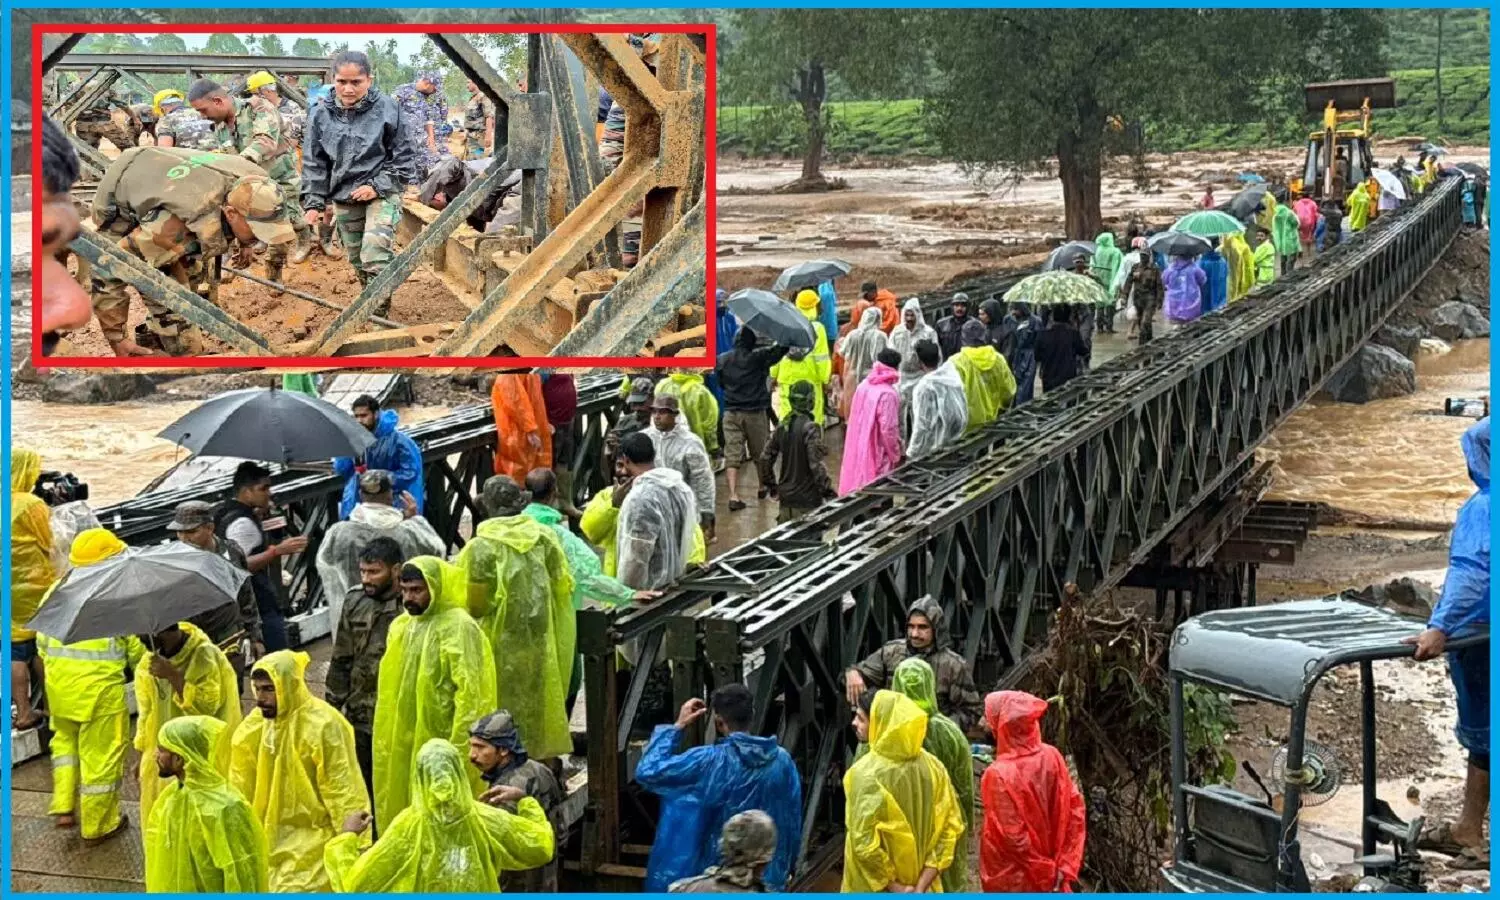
33,23,717,370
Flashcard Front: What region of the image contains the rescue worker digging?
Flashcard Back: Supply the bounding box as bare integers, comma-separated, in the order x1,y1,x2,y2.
89,147,296,356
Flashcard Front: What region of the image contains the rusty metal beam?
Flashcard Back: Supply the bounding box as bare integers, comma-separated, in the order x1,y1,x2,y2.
52,52,329,76
40,34,86,76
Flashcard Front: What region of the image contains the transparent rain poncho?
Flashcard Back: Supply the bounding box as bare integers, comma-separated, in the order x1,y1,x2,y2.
841,690,965,892
643,420,716,520
325,738,555,892
616,467,697,591
371,556,497,832
906,360,969,460
229,650,371,892
455,516,576,760
889,298,938,395
144,715,269,893
314,503,445,639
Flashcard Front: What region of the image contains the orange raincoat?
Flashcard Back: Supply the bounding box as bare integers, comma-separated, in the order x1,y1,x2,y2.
851,289,901,335
491,374,553,484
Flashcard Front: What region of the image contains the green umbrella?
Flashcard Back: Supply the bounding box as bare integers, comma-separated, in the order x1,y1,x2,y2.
1173,210,1246,238
1003,270,1112,308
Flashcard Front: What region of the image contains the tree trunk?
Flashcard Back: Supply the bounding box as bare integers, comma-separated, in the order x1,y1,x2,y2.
794,61,827,184
1057,117,1104,240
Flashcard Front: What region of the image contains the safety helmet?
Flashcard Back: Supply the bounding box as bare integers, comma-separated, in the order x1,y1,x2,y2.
152,89,185,118
246,70,277,93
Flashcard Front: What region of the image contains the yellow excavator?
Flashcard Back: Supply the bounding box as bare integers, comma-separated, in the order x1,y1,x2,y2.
1291,78,1397,202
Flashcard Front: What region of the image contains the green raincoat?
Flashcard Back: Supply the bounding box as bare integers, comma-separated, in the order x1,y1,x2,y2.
952,345,1017,433
1272,204,1301,257
371,557,497,832
456,517,576,760
1089,233,1123,291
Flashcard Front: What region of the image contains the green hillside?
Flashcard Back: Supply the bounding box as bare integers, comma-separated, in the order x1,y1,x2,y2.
1384,9,1489,70
717,67,1490,160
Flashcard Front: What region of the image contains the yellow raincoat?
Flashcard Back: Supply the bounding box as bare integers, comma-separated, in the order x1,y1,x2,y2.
891,659,975,893
372,556,497,832
656,373,721,456
1221,233,1255,302
229,651,371,892
135,620,242,826
1349,184,1372,232
841,691,965,893
11,448,54,643
455,517,576,760
325,738,555,892
952,345,1017,433
580,486,706,578
36,530,146,839
1256,193,1277,237
145,715,269,893
1252,241,1277,286
771,291,833,425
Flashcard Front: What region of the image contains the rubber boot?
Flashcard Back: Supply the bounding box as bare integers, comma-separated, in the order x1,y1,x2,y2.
320,225,344,259
289,232,313,265
265,259,285,297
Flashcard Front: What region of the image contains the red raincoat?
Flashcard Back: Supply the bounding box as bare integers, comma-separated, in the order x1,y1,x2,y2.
979,691,1086,892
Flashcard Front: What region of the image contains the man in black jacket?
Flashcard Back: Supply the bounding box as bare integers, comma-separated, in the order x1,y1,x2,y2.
301,51,417,314
759,381,835,524
714,327,788,511
1034,305,1090,395
215,462,307,653
933,292,971,359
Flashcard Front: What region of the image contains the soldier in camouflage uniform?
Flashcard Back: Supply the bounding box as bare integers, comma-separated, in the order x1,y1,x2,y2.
843,595,984,735
469,711,564,892
462,80,494,160
189,78,315,284
152,92,218,151
89,147,295,355
303,51,417,315
669,811,778,894
73,89,141,152
392,70,449,182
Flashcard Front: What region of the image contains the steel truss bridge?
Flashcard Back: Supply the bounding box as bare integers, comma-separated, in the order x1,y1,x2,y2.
77,180,1462,888
39,32,708,360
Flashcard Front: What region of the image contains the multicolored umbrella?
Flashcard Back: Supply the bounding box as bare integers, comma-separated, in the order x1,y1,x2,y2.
1172,210,1246,238
1003,270,1111,308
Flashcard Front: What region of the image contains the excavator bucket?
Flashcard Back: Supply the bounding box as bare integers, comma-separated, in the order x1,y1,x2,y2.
1303,78,1397,114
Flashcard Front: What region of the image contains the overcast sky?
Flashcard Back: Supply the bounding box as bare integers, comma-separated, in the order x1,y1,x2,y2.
180,32,430,59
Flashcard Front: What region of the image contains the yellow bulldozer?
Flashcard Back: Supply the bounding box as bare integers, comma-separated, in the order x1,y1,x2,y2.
1291,78,1397,202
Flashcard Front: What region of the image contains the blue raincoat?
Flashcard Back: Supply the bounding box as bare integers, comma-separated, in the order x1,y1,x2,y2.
1430,417,1489,639
818,281,840,348
715,289,738,356
1200,250,1228,314
333,409,425,520
636,726,803,891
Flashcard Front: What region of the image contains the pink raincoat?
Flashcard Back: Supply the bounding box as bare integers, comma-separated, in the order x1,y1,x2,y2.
838,362,902,495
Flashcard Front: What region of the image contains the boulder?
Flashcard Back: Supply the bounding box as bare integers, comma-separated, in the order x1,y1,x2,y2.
1427,301,1490,342
1324,344,1416,403
1351,577,1436,619
1372,324,1424,361
40,372,157,404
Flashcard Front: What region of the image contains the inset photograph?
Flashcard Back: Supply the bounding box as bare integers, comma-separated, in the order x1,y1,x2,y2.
33,24,712,365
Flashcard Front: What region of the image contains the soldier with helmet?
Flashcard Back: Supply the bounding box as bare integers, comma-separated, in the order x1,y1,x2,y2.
152,90,218,152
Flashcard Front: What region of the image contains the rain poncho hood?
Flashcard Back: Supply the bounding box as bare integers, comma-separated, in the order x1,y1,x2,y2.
333,408,425,520
230,651,371,892
11,448,54,642
1429,417,1490,638
1163,257,1206,322
145,715,270,893
953,343,1017,433
841,690,966,892
456,516,576,760
325,738,556,892
644,418,716,519
372,556,498,832
890,298,938,390
839,362,903,495
892,659,975,892
1272,203,1302,256
840,307,890,388
524,502,635,610
637,727,803,891
907,360,968,459
907,596,947,651
617,466,698,590
1089,232,1123,289
978,691,1086,893
1222,233,1255,301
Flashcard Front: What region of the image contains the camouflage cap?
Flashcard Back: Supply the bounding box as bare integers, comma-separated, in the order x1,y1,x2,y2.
358,469,393,496
224,176,294,245
470,710,527,754
480,475,530,518
625,376,654,404
650,393,681,414
718,810,777,867
167,500,215,531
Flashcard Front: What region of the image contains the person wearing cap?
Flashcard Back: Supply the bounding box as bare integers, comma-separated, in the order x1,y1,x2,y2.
315,469,443,641
34,530,147,841
456,476,576,762
491,373,553,487
393,70,450,182
643,394,717,543
88,146,296,355
934,292,972,359
171,499,263,687
189,77,314,282
229,650,370,892
468,710,565,891
605,375,658,470
669,810,780,893
152,90,217,152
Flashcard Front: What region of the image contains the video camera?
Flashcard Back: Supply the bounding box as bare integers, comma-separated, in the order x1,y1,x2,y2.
34,471,89,507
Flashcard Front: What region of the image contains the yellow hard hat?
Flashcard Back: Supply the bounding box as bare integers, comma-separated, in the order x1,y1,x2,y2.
152,89,185,117
246,70,277,93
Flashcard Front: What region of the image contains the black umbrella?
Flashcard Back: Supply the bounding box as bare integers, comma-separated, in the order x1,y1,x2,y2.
1044,241,1097,272
771,259,852,294
1224,184,1268,221
726,289,816,349
1147,230,1214,258
159,388,376,464
26,543,249,644
1457,163,1489,185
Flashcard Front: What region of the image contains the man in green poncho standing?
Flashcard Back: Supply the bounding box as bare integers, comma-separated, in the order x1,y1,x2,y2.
1271,197,1303,275
1088,232,1123,334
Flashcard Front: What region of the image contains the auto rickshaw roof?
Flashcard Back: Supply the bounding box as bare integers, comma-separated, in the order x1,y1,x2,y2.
1169,597,1446,705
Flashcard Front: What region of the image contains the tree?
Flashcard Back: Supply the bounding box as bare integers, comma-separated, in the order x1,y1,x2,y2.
363,38,415,91
922,10,1388,238
204,33,249,55
723,9,923,189
146,33,188,54
293,37,329,59
257,33,287,58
